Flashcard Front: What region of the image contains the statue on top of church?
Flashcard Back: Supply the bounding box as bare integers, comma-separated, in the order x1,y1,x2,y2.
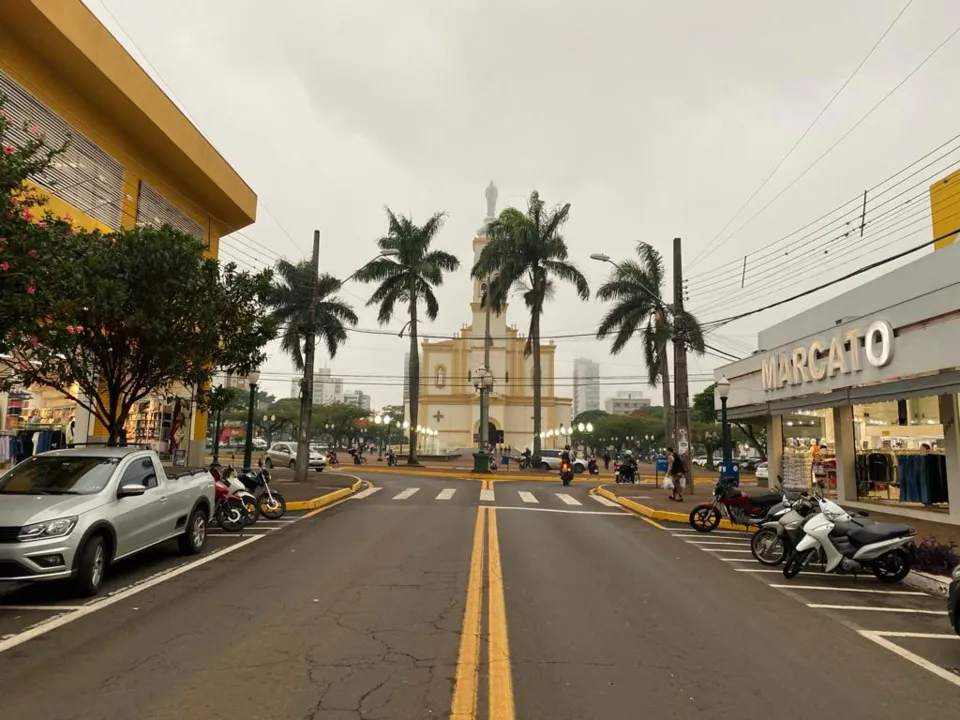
485,180,498,219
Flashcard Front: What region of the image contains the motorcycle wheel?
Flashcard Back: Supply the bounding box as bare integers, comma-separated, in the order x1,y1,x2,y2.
751,528,788,566
216,501,246,532
258,491,287,520
872,548,911,584
242,496,260,525
783,549,813,579
689,505,721,533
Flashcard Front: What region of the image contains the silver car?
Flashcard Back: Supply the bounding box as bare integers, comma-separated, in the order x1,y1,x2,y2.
264,442,327,471
0,447,214,596
537,449,585,472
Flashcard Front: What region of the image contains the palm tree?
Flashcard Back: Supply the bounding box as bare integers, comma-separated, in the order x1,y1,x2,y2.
271,259,358,472
472,191,590,462
355,208,459,464
595,242,705,444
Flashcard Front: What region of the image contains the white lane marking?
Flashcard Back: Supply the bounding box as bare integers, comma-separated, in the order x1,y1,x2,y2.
490,506,630,516
671,529,745,536
685,540,750,546
556,494,581,506
807,604,947,615
737,569,882,581
867,631,960,639
859,630,960,689
0,535,262,654
0,605,85,612
701,548,753,553
518,491,538,504
590,494,619,507
351,487,382,499
768,584,925,596
436,488,457,500
392,488,420,500
719,558,759,562
480,488,495,502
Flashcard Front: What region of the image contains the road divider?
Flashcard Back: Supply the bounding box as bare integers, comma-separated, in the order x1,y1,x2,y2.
287,476,365,512
594,485,758,532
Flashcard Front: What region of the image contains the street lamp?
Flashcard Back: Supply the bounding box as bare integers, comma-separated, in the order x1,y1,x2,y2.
717,375,732,464
242,369,261,473
472,366,495,472
211,377,224,467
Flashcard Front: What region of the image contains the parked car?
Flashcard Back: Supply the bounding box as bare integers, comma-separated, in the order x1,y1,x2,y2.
251,438,268,450
0,447,214,596
755,462,769,480
949,564,959,635
263,442,327,471
692,456,708,467
534,449,585,472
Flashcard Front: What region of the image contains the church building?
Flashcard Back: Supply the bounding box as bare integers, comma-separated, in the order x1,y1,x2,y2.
407,183,573,452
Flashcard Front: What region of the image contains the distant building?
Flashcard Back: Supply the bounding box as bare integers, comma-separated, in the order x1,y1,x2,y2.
604,390,651,416
288,369,343,404
340,389,371,411
403,352,410,403
573,358,600,416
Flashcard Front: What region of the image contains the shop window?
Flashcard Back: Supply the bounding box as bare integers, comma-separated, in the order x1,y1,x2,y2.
0,69,125,229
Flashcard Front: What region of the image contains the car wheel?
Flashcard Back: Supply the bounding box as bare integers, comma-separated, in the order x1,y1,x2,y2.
178,508,207,555
264,457,273,469
541,462,551,471
74,535,107,597
316,466,324,472
289,460,296,471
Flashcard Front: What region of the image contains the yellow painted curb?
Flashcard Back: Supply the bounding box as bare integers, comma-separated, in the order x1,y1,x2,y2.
287,477,364,511
596,485,756,532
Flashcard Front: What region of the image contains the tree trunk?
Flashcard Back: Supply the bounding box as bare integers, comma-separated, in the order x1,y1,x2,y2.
407,289,420,465
531,308,542,464
660,341,672,448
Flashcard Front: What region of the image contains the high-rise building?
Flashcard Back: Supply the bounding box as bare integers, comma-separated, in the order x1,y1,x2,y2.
573,358,600,416
604,390,651,416
340,389,371,411
289,369,344,404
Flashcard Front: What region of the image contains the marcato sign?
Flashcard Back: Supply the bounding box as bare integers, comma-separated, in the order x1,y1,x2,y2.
762,320,895,392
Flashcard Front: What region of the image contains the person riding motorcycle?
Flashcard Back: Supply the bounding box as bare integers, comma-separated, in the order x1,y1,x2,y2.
560,445,574,486
519,447,532,470
386,448,396,466
619,450,637,483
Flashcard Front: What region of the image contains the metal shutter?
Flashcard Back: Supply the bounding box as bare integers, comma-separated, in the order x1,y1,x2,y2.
0,69,124,229
136,180,204,241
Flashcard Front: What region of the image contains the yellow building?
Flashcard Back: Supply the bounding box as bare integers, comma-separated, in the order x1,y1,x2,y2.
0,0,257,465
410,184,573,453
931,168,960,249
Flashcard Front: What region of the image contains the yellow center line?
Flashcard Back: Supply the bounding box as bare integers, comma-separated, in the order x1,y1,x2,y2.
487,508,516,719
451,506,486,719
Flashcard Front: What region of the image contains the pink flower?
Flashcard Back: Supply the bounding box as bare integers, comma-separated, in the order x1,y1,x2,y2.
2,145,14,155
30,336,38,346
65,325,76,334
37,221,46,229
64,213,73,222
75,324,84,333
21,209,33,222
28,125,40,136
28,250,38,258
0,262,9,271
70,230,78,237
26,286,35,295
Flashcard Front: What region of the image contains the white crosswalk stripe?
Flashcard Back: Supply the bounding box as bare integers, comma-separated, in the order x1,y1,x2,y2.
480,488,495,502
436,488,456,500
351,487,382,499
392,488,420,500
590,494,619,507
556,493,581,506
518,491,538,504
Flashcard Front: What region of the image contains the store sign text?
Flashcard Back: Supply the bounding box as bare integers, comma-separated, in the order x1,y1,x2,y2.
761,320,894,392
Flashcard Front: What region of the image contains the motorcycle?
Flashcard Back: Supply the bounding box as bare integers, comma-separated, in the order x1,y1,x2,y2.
689,477,798,532
560,459,574,486
587,457,599,475
351,450,367,466
239,468,287,520
614,462,636,484
783,496,916,583
750,493,822,565
214,478,252,532
218,466,260,524
386,451,398,466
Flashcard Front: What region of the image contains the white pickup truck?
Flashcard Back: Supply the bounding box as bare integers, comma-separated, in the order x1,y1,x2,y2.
0,446,215,596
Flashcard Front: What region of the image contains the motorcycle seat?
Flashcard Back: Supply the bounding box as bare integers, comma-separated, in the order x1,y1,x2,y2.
848,523,914,547
750,493,784,508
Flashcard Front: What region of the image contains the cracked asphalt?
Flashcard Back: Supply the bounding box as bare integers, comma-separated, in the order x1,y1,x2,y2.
1,471,959,719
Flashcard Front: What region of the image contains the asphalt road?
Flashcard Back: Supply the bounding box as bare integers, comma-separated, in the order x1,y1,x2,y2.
1,470,958,719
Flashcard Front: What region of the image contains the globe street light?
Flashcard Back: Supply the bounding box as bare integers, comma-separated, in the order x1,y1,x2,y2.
242,369,261,473
717,375,732,463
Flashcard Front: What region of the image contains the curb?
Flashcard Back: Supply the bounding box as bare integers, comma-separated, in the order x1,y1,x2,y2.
596,485,757,532
903,569,952,598
287,477,364,511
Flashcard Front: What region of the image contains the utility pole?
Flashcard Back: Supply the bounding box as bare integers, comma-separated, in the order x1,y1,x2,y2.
294,230,321,483
481,281,492,447
672,236,693,494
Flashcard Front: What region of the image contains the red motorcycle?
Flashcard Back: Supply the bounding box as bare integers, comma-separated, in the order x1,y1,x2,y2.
214,478,251,532
688,479,791,533
560,460,573,486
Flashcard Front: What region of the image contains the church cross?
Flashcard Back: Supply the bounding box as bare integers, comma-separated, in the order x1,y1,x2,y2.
433,410,444,423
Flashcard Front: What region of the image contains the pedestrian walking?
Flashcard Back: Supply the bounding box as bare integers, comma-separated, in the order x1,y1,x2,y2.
602,451,611,470
665,446,686,502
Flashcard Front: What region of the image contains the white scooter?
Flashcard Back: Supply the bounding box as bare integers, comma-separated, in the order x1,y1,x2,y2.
783,496,915,583
219,466,260,524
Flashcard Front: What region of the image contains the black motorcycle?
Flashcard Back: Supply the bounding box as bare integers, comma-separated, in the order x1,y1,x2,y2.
587,457,599,475
238,468,287,520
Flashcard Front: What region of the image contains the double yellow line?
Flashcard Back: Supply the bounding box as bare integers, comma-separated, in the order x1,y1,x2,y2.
451,479,515,719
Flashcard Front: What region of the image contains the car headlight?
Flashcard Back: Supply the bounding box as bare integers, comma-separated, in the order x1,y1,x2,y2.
18,516,79,541
952,564,960,581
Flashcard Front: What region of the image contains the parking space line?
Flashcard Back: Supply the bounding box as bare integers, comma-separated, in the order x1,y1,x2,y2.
807,604,947,615
701,548,753,553
0,535,262,655
0,605,85,612
769,584,926,596
670,529,744,536
719,558,759,562
868,631,960,639
859,630,960,689
685,540,750,546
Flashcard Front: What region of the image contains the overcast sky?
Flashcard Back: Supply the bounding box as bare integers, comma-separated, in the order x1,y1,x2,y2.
83,0,960,410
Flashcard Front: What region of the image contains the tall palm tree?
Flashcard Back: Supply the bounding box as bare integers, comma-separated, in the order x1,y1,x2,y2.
472,191,590,462
271,259,358,473
355,208,459,464
595,242,705,444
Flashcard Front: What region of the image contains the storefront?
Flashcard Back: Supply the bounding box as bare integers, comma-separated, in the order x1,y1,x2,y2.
715,239,960,524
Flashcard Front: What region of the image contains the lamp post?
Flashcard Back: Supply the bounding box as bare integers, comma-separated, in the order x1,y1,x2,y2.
242,369,261,473
375,414,384,458
211,378,224,467
473,367,494,472
717,375,732,464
